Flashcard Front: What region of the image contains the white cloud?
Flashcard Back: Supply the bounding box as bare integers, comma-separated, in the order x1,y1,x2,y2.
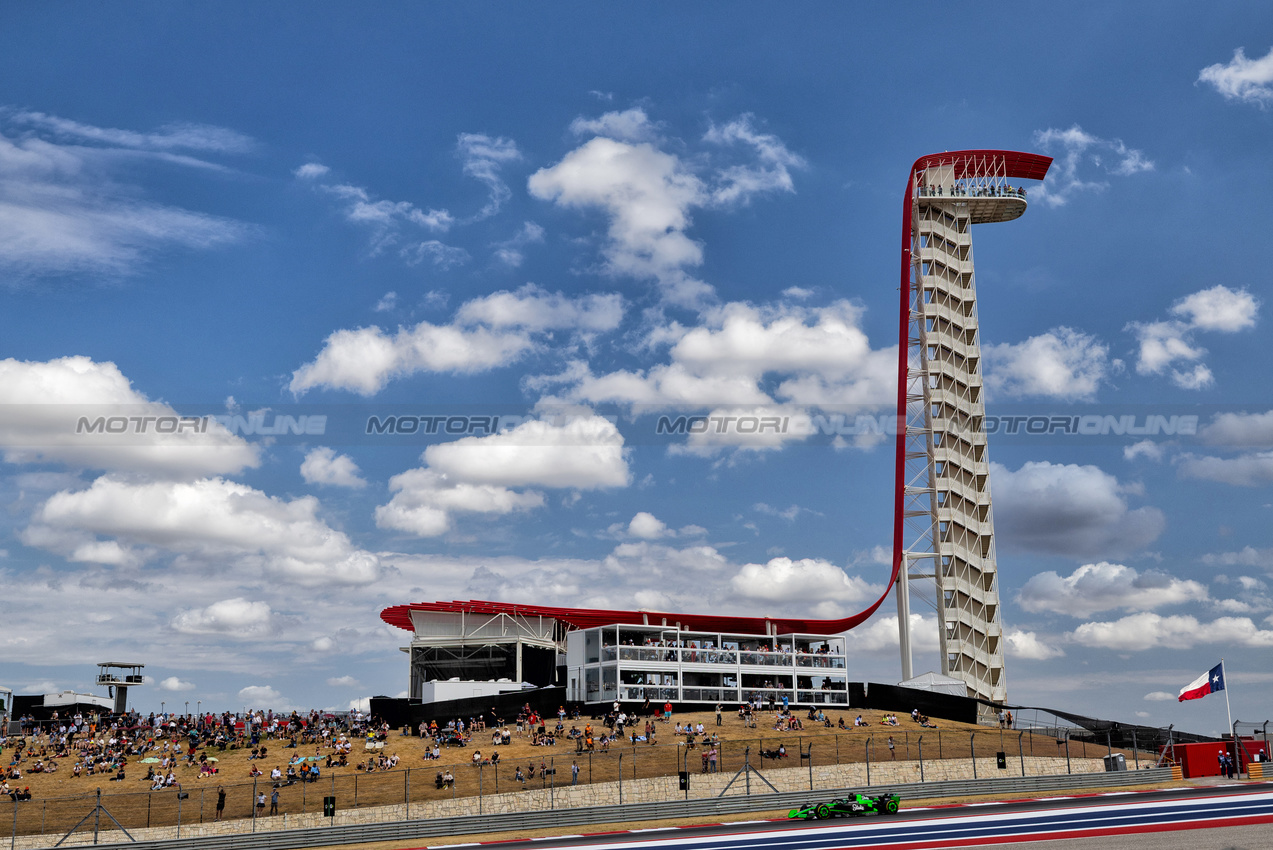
238,685,291,709
375,469,545,537
1198,46,1273,107
320,182,453,232
1016,562,1207,618
455,283,623,332
1071,612,1273,651
1031,125,1153,207
529,135,711,305
326,675,360,688
456,133,521,221
1127,286,1258,389
545,300,895,412
25,476,382,585
1171,285,1259,332
491,221,545,267
991,461,1164,557
425,415,629,489
1200,410,1273,448
347,697,372,713
1202,546,1273,569
1176,451,1273,487
376,415,628,537
1143,691,1175,702
172,598,273,636
400,239,470,269
290,322,532,395
570,108,660,143
1004,628,1066,660
843,613,939,654
157,676,195,692
702,114,806,206
12,111,255,154
730,557,876,606
0,115,248,278
782,286,813,300
0,356,259,478
1124,440,1163,462
373,291,398,312
294,162,330,180
983,328,1110,400
628,512,670,539
300,447,367,489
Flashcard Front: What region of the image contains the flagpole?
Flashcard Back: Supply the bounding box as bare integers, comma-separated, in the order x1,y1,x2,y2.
1222,658,1233,733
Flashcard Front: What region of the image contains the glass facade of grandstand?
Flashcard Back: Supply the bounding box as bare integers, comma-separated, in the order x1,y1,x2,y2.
566,625,848,707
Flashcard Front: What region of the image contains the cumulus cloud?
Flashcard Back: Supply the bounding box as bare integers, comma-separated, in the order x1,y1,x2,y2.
983,328,1111,400
172,598,273,636
843,613,940,654
0,112,249,279
25,476,382,585
292,285,628,395
1124,440,1163,462
1016,562,1207,618
1198,46,1273,107
376,415,628,537
530,135,710,305
1199,410,1273,448
300,447,367,489
529,113,802,306
455,283,624,332
1143,691,1176,702
326,675,360,688
157,676,195,691
1004,628,1066,660
1201,546,1273,570
544,300,895,413
0,356,259,478
1176,451,1273,487
729,557,876,605
570,108,660,143
1031,125,1153,207
238,685,290,709
290,322,533,395
991,461,1164,557
628,512,670,539
1127,286,1258,389
1071,612,1273,651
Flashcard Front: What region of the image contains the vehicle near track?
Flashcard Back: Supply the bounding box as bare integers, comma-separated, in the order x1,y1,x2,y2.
788,792,901,819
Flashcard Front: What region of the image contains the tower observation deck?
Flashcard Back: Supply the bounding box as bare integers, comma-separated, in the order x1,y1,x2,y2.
892,151,1052,712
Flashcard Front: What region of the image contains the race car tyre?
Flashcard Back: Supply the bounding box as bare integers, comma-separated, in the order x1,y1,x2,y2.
816,803,831,819
884,797,900,815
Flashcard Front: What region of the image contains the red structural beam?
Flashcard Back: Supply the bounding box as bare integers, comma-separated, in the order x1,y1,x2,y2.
383,598,883,637
890,150,1052,628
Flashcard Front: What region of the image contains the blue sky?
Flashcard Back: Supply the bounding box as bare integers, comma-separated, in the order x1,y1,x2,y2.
2,2,1272,732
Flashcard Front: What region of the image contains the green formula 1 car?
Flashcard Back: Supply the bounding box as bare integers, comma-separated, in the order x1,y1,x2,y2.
788,792,901,820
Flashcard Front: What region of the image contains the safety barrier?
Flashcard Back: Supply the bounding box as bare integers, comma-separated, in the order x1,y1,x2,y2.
75,766,1175,850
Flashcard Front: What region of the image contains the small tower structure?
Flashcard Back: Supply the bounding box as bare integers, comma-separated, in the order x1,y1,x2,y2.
96,662,145,714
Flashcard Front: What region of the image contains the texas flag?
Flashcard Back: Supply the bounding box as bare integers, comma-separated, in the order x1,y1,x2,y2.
1178,662,1225,702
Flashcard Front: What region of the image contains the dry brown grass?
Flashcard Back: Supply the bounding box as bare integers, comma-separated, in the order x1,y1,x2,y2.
5,707,1126,838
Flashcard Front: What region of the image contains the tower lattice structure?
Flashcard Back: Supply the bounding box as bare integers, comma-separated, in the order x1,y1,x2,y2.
892,151,1051,709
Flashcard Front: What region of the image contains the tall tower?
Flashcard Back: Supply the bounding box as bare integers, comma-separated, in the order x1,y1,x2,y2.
892,151,1051,710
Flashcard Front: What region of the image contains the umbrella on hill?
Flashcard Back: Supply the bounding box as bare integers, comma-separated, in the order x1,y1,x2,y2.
205,757,218,762
141,758,160,763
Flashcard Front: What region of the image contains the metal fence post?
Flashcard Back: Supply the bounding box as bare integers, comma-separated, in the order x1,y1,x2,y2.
1131,729,1138,770
1018,731,1025,776
1065,731,1071,774
866,738,871,786
252,777,258,832
477,764,482,816
970,733,977,780
917,736,924,782
618,754,623,806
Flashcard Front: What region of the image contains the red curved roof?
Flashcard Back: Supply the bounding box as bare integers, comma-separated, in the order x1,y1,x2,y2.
382,599,881,637
909,149,1053,182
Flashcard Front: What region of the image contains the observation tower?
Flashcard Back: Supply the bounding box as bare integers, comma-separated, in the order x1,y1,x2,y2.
892,151,1051,710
